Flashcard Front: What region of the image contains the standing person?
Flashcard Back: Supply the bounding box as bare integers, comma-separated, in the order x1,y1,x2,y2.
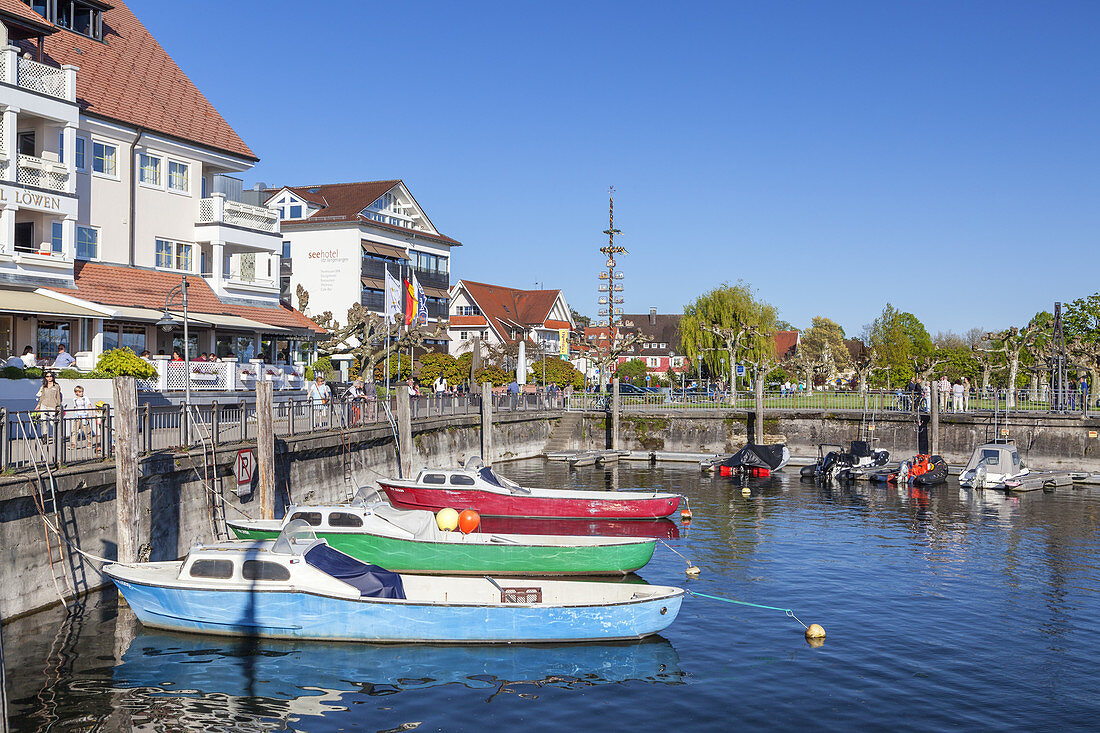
939,376,950,412
1079,375,1089,412
20,345,36,368
345,379,365,426
53,344,76,369
308,375,331,426
952,380,964,413
364,379,378,421
920,378,931,412
961,377,970,412
69,384,96,449
34,372,63,442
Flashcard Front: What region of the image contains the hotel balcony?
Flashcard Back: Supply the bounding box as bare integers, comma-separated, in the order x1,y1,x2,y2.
196,193,281,244
0,45,77,104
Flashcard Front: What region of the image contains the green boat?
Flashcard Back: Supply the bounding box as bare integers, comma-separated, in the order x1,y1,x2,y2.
227,502,656,576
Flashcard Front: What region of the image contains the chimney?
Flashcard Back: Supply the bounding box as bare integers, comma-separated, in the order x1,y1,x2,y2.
649,307,657,326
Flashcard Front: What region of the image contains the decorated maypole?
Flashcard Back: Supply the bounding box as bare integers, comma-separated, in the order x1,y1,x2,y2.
597,187,627,389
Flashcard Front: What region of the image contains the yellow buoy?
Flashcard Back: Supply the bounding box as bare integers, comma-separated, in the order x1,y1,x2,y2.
804,623,826,639
436,507,459,531
685,565,701,576
741,486,751,496
805,636,825,649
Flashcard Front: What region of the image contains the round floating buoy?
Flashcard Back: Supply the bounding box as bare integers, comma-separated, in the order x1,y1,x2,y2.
436,507,459,531
685,565,701,576
458,509,481,534
681,508,693,521
804,623,826,639
741,486,751,496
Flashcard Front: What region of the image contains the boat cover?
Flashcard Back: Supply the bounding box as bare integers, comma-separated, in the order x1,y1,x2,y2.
304,544,406,599
372,505,449,541
963,443,1021,475
721,444,788,470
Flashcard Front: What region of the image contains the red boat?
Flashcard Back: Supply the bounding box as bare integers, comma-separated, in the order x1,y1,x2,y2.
479,516,680,540
378,463,681,520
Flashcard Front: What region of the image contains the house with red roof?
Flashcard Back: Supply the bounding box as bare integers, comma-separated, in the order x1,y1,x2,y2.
256,180,459,353
448,280,574,361
0,0,322,374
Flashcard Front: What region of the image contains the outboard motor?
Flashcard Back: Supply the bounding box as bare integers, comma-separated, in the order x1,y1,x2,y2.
974,464,987,489
896,460,911,484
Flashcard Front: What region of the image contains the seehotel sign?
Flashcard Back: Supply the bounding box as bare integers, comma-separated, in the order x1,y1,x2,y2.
0,182,77,216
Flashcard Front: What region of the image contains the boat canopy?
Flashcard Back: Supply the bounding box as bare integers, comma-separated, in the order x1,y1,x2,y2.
303,544,406,599
963,444,1021,475
722,444,789,470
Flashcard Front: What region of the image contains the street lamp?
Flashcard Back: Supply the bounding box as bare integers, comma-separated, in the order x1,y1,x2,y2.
156,274,191,410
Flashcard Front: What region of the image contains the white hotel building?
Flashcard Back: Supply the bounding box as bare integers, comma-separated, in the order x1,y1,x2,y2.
0,0,321,376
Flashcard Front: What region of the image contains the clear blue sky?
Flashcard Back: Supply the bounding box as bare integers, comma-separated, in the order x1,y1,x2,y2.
133,0,1100,337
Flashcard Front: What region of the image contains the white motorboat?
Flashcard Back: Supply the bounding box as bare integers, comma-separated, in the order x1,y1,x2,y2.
959,441,1029,489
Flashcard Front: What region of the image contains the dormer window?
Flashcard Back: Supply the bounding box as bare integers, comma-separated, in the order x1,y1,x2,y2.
24,0,105,41
272,194,305,220
362,191,423,231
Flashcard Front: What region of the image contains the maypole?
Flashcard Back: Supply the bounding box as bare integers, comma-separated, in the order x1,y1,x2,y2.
597,187,627,391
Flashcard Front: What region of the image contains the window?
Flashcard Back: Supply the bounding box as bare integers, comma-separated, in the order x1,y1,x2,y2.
282,241,291,259
457,305,482,317
51,221,62,254
36,320,70,358
422,474,446,485
17,131,35,157
103,324,146,354
242,560,291,581
459,331,468,340
92,141,117,177
329,512,364,528
289,511,322,526
138,154,161,187
28,1,103,40
413,251,448,275
76,226,97,260
449,474,476,486
168,160,189,193
155,238,193,271
289,204,302,219
189,559,234,579
74,136,85,171
57,131,64,163
14,222,33,252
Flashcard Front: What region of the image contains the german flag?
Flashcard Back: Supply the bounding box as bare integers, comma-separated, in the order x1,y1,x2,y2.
404,278,416,326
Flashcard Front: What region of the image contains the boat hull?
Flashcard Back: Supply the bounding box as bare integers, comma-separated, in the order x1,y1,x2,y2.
228,524,656,576
479,516,680,540
108,576,683,644
379,482,680,519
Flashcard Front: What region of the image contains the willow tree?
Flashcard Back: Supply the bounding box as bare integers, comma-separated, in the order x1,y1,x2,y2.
681,282,777,378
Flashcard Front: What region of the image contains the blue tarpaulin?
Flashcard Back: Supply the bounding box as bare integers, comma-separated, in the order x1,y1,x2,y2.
305,545,406,599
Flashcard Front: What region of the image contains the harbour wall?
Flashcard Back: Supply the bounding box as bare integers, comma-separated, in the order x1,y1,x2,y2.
571,409,1100,470
0,411,554,619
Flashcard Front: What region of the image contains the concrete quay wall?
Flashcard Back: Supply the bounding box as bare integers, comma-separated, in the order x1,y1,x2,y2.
574,410,1100,470
0,411,553,619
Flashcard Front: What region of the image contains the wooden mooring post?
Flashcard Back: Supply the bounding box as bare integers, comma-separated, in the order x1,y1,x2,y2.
397,384,413,477
256,381,275,520
1,600,8,733
480,382,492,465
113,376,138,564
612,378,621,450
755,369,765,442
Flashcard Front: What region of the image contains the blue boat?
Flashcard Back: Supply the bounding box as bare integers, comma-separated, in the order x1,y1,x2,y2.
104,521,683,644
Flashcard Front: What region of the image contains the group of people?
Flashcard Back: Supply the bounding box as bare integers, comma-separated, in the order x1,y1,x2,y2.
31,371,101,450
779,381,807,395
5,344,78,370
903,376,971,412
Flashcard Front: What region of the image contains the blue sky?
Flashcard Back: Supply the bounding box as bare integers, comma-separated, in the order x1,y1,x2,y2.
133,0,1100,337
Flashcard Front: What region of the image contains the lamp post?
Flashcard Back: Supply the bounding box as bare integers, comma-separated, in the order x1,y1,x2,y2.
156,274,191,410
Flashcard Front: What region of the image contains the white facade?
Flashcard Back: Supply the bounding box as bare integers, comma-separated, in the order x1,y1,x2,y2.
447,280,575,359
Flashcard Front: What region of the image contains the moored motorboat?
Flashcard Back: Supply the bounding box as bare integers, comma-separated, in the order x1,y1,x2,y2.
478,516,680,540
799,441,890,481
958,440,1029,489
105,521,683,644
228,501,657,576
866,454,949,486
378,459,681,519
713,444,790,477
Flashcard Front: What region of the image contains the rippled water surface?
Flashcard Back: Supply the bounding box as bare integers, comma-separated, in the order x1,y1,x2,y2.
5,459,1099,731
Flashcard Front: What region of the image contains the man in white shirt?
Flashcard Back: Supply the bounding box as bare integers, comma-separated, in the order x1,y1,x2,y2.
52,344,76,369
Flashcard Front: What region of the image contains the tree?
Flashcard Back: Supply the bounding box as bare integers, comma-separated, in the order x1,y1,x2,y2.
799,316,852,384
416,353,463,387
312,302,446,384
868,303,932,387
615,358,648,386
570,308,591,330
681,281,777,385
975,318,1047,407
474,365,510,387
532,356,583,388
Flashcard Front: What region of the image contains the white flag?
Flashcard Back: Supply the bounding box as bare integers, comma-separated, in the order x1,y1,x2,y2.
384,268,401,323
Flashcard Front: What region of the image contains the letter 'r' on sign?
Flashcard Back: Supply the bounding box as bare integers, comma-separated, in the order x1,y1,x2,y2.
235,449,256,489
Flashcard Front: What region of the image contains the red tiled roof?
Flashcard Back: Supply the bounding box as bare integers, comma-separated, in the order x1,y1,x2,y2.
459,280,566,343
0,0,56,34
774,330,800,360
450,315,487,327
543,319,571,330
19,1,256,160
45,261,324,334
270,181,461,246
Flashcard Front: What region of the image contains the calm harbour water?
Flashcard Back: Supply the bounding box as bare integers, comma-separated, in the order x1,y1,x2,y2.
4,458,1099,732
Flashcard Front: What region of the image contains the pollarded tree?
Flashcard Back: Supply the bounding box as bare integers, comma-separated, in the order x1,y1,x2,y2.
800,316,852,384
975,319,1047,408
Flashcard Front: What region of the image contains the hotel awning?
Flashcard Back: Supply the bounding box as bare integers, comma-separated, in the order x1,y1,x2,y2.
0,290,110,318
362,240,408,260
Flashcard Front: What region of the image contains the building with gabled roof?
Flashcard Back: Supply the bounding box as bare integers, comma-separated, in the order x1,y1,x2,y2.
448,279,574,359
256,180,458,353
0,0,322,380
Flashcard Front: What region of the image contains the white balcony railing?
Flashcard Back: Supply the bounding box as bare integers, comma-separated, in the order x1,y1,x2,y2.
140,358,307,393
197,194,279,234
0,47,77,102
17,154,69,192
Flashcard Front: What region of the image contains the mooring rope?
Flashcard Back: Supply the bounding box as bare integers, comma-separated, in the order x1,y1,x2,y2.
685,589,811,630
658,539,691,563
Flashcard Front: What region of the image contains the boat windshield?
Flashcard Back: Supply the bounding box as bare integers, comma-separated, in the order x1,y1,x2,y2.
478,467,521,490
272,519,318,555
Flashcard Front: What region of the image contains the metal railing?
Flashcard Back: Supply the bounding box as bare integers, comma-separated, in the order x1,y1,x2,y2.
0,390,563,474
564,388,1095,416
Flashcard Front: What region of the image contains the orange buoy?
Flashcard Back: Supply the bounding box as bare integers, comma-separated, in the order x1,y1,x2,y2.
681,508,693,521
458,509,481,534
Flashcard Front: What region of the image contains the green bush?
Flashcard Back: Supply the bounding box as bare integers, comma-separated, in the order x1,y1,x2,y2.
1,365,25,379
56,368,83,380
25,367,42,380
474,365,510,387
88,348,158,379
305,356,334,382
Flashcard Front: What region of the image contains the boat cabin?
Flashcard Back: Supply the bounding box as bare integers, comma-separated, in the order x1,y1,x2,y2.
413,465,521,491
286,505,371,529
963,442,1023,476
